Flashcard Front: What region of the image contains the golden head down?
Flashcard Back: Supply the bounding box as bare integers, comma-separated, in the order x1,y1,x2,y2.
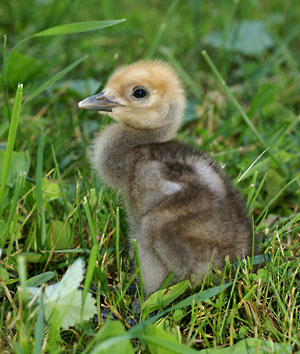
79,60,252,296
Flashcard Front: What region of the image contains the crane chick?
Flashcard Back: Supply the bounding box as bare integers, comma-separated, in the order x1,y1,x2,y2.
79,60,252,296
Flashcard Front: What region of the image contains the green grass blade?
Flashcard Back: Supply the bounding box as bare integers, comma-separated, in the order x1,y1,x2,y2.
279,212,300,235
0,83,23,213
172,282,232,311
1,34,11,118
17,256,28,305
26,272,55,287
2,19,125,97
101,269,139,326
24,56,87,104
88,333,134,354
248,24,300,85
116,206,120,284
237,148,269,183
160,46,202,101
159,271,176,290
34,293,44,354
133,239,144,303
32,19,126,37
201,50,289,176
128,283,233,336
248,172,268,214
145,0,179,58
2,171,26,251
202,50,267,149
83,196,97,245
89,321,134,354
82,270,140,354
36,128,47,247
83,196,110,296
257,174,300,224
7,20,125,54
269,277,287,320
51,145,69,213
82,244,97,318
270,114,300,149
139,333,199,354
246,171,258,208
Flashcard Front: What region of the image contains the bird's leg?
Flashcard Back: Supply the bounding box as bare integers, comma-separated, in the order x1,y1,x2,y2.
135,238,169,296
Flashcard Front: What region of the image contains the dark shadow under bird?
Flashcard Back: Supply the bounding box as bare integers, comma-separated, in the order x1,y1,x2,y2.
79,60,253,296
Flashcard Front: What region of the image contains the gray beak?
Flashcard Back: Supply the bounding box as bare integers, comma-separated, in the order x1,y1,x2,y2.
78,92,120,112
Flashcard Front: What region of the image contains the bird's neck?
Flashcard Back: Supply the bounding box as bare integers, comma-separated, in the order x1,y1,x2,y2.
92,123,175,195
117,122,176,146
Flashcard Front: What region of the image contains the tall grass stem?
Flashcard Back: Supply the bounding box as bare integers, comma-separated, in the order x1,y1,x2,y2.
0,83,23,214
36,128,47,246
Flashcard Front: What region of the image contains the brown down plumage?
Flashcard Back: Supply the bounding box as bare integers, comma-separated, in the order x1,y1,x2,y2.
78,60,253,296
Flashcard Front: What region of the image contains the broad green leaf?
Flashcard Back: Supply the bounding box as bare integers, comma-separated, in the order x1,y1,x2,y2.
142,325,192,354
257,268,270,283
28,259,97,329
7,19,126,61
55,77,100,97
172,282,232,311
26,271,55,287
44,289,96,329
173,309,185,322
42,177,62,201
32,19,125,37
141,325,198,354
142,280,189,318
0,266,9,281
129,283,233,336
45,258,84,299
7,51,44,89
205,20,273,56
198,338,292,353
0,151,30,188
24,56,87,104
46,220,72,249
90,320,134,354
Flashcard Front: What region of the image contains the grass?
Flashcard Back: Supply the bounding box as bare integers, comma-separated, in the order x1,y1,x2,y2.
0,0,299,352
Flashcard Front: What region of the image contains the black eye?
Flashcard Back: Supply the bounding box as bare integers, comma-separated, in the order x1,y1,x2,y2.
132,86,148,99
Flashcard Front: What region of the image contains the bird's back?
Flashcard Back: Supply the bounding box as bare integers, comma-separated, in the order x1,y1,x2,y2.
129,140,249,224
126,140,252,287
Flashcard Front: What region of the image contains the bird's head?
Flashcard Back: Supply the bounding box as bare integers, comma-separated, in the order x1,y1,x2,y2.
78,60,185,138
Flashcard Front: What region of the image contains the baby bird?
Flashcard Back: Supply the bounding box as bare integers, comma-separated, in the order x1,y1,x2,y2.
79,60,252,296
